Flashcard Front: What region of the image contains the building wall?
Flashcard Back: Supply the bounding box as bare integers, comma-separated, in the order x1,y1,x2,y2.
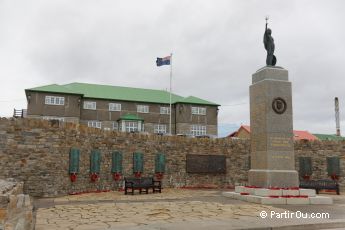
236,128,250,139
0,118,344,197
26,92,218,135
80,99,175,123
26,91,81,118
175,104,218,136
79,99,176,133
176,123,217,136
175,104,217,125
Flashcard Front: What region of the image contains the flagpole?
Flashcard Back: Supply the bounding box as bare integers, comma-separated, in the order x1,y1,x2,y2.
169,53,172,135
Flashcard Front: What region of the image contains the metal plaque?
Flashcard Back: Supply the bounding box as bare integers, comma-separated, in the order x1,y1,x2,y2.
186,154,226,174
272,97,287,114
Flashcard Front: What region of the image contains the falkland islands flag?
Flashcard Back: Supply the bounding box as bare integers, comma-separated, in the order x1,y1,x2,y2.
156,56,171,66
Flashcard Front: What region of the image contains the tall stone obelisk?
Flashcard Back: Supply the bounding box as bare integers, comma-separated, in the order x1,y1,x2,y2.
248,66,299,188
223,18,332,205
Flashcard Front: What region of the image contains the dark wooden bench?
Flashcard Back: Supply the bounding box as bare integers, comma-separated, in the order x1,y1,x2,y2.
124,177,162,195
300,179,340,195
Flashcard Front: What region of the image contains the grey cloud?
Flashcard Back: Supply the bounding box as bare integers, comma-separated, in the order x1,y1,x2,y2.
1,0,345,134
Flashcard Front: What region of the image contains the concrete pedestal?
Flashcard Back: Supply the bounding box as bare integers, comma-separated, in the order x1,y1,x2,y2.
223,186,333,205
248,66,299,188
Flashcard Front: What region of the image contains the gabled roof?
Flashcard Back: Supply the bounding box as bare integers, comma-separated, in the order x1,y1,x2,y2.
228,125,319,141
241,125,251,133
25,84,81,95
177,96,220,106
313,134,345,141
293,130,318,141
26,82,219,106
228,125,250,137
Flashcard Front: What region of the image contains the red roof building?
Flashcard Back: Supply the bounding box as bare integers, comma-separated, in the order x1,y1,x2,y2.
228,125,318,141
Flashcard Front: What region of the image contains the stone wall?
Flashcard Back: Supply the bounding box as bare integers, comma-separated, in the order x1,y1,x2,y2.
294,140,345,181
0,179,33,230
0,118,344,197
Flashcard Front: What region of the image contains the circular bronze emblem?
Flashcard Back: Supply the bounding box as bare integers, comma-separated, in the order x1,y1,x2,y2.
272,97,287,114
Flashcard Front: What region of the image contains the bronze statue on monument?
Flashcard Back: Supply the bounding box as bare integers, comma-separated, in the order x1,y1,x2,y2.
264,16,276,66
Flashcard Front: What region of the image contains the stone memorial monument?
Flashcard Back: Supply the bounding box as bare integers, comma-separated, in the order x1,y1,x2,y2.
223,18,332,204
248,66,299,188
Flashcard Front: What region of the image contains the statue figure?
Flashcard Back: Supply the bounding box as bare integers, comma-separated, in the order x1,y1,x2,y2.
263,17,276,66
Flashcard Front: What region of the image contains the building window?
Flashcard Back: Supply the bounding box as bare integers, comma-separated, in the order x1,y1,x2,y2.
109,103,121,111
45,96,64,105
154,124,167,134
191,107,206,115
160,107,170,115
137,105,149,113
43,116,64,122
88,121,102,129
191,125,206,136
113,122,118,131
125,121,138,132
84,101,96,110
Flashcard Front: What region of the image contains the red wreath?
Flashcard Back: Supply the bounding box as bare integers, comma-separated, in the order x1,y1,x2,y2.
302,174,310,181
70,173,77,182
330,173,339,181
90,173,99,182
134,172,142,178
113,172,122,181
155,172,164,180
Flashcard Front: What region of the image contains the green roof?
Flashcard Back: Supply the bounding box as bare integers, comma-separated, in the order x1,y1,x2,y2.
118,114,144,121
178,96,217,105
26,82,219,106
25,84,80,95
313,134,345,141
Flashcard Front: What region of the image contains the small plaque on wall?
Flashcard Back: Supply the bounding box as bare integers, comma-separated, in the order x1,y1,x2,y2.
186,154,226,174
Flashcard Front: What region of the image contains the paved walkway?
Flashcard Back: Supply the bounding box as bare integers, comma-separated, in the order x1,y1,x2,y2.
34,189,345,230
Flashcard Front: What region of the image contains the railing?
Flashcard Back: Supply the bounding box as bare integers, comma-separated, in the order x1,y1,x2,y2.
13,109,27,118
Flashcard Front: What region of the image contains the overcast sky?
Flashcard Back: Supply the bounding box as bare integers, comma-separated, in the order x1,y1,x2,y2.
1,0,345,136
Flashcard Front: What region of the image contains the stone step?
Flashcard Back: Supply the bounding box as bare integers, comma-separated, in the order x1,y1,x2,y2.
233,186,317,197
222,191,333,205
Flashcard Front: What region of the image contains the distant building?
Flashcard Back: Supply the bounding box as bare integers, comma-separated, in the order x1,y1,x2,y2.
227,125,251,139
313,134,345,141
25,82,219,136
293,130,319,141
228,125,318,141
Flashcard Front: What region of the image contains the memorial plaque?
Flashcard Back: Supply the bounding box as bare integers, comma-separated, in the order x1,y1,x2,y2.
186,154,226,174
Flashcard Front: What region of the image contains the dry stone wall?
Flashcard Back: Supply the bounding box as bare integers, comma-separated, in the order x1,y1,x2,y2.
0,118,344,197
0,179,33,230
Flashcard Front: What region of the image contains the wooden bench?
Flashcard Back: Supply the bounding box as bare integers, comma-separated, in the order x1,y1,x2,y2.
300,179,340,195
124,177,162,195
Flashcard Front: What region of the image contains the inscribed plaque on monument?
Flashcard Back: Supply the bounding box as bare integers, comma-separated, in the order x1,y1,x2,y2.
186,154,226,174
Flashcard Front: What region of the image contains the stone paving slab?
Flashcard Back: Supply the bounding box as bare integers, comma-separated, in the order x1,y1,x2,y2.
53,189,214,203
35,201,289,230
108,220,345,230
34,189,345,230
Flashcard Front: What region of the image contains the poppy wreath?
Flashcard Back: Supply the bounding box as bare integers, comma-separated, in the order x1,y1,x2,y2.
70,172,77,182
113,172,122,181
155,172,164,180
90,173,99,182
330,173,339,181
134,172,142,178
302,174,310,180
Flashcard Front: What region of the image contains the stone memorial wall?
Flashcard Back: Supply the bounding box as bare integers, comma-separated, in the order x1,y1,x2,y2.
0,118,344,197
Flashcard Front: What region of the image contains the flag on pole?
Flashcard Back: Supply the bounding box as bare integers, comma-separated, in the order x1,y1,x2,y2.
156,56,171,66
